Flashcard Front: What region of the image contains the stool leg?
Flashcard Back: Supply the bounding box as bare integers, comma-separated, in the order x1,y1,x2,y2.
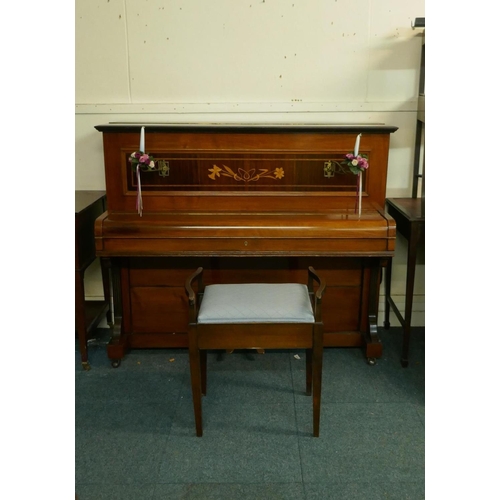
201,350,207,396
305,349,312,396
312,324,323,437
188,329,203,437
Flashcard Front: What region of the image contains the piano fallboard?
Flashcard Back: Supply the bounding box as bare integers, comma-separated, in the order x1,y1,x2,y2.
96,206,395,257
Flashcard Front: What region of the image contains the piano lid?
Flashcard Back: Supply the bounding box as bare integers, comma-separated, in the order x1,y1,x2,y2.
95,123,399,134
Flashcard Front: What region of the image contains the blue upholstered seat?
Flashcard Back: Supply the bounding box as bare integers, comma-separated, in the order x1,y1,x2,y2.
198,283,315,324
185,266,325,437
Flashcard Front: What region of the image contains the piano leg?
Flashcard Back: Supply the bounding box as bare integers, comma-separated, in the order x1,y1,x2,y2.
383,258,392,329
362,258,383,365
101,257,113,327
75,269,90,371
106,258,128,367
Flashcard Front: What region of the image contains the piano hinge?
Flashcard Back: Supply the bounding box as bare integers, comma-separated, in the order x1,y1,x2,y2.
324,161,350,178
157,160,170,177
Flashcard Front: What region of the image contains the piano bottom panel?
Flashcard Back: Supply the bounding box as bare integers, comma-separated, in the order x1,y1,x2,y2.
130,285,361,334
107,256,383,362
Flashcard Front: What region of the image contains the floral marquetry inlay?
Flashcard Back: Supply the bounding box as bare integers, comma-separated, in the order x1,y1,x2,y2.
208,164,285,182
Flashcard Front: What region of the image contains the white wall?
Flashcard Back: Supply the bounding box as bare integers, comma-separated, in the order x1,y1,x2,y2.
76,0,425,326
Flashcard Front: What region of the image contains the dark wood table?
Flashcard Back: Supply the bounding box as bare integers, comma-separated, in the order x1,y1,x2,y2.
384,198,424,367
75,191,112,370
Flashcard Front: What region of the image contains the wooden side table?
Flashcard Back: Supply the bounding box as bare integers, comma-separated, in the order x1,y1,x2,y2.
384,198,424,367
75,191,112,370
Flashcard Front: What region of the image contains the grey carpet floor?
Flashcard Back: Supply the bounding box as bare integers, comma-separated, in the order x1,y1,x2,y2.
75,327,424,500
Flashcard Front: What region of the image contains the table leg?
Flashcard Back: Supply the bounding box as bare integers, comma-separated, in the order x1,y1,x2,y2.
401,225,421,367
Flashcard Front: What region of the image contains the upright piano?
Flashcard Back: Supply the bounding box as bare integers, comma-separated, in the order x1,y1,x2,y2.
94,124,397,366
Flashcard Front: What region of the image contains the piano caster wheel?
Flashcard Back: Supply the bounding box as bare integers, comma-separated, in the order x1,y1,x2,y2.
400,358,409,368
111,359,121,368
367,357,377,366
81,361,91,371
383,320,390,329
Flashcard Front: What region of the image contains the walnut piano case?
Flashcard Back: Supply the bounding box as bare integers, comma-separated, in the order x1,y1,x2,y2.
94,124,396,366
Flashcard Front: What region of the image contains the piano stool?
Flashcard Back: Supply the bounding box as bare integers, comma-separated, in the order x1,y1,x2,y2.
185,266,326,437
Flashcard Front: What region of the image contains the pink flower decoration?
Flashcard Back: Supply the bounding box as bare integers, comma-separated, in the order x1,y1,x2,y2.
357,157,368,169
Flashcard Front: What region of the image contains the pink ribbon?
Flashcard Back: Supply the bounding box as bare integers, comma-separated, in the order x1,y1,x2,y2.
354,172,360,213
136,165,143,217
